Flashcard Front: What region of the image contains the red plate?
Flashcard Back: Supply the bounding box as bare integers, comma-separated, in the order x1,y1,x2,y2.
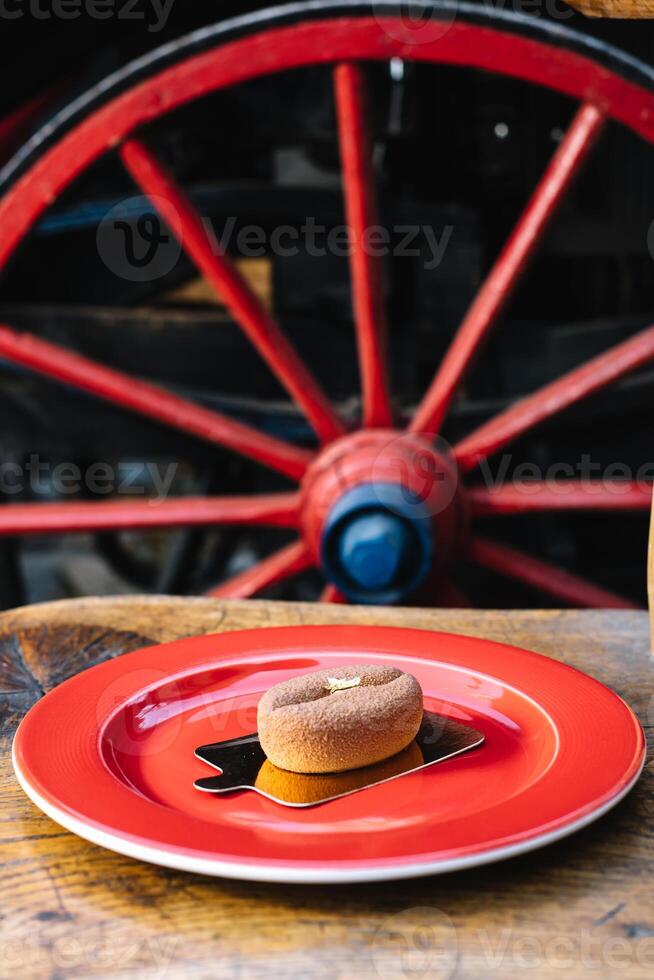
12,626,644,883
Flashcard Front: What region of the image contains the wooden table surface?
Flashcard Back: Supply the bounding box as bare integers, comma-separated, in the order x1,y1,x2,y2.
1,596,652,979
565,0,654,16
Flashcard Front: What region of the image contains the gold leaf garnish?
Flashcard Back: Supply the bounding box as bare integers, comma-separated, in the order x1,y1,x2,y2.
323,676,361,695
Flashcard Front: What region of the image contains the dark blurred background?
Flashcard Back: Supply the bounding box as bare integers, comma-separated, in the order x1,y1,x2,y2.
0,1,653,609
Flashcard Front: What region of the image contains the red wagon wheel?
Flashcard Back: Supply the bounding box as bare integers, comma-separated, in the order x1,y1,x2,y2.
1,1,653,608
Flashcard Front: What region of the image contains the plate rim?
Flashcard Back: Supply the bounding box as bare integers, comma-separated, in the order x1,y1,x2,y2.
12,624,646,884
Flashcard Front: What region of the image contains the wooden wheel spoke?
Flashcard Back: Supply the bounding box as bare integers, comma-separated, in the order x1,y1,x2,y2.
436,581,471,608
0,494,300,536
207,538,312,598
0,326,312,481
410,102,605,436
455,323,654,472
334,62,392,428
320,582,346,603
119,139,346,445
468,536,639,609
468,481,652,516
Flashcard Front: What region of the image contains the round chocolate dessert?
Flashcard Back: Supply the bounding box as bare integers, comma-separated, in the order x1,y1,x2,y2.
257,664,423,773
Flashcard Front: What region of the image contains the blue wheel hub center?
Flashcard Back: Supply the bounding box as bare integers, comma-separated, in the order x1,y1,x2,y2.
321,483,433,604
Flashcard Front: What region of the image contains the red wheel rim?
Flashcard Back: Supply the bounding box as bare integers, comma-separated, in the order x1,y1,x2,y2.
1,7,653,606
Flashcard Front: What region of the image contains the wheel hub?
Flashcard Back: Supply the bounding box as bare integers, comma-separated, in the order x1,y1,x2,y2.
321,482,434,602
300,430,463,603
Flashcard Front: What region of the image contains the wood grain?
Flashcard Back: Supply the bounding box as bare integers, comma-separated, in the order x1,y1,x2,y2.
0,597,652,979
565,0,654,15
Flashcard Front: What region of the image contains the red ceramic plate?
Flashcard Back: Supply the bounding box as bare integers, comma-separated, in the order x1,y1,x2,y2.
12,626,644,883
